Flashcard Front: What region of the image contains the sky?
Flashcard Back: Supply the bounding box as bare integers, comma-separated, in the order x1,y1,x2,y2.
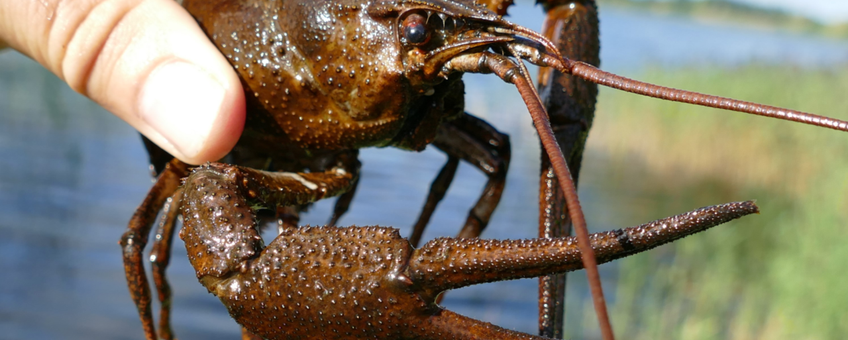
729,0,848,24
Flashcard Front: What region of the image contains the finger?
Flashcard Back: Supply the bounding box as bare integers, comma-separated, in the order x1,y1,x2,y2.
0,0,245,164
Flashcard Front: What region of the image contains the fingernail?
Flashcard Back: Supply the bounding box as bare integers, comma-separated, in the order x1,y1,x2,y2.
138,60,225,159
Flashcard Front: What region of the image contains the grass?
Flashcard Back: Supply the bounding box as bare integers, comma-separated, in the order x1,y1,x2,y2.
568,64,848,339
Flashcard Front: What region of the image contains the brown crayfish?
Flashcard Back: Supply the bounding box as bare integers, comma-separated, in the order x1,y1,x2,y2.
120,0,848,339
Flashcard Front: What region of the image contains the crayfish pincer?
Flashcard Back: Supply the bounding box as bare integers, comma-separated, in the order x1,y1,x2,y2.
120,0,848,339
179,162,757,339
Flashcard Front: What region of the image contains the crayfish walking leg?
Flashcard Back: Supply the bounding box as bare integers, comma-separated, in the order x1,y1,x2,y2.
409,113,511,247
120,159,190,340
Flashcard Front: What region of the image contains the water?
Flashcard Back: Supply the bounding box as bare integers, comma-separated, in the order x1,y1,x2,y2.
1,5,847,340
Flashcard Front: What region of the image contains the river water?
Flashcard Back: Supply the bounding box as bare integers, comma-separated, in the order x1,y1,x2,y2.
1,5,846,340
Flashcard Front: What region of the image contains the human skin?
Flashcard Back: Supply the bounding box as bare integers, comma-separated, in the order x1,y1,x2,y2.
0,0,246,164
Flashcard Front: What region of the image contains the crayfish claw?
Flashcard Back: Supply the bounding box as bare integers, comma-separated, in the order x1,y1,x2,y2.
407,201,759,293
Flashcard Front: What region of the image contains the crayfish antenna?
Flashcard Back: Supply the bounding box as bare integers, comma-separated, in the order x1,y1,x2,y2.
406,201,758,293
509,56,612,339
545,58,848,132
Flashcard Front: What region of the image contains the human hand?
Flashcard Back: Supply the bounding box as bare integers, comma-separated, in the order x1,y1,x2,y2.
0,0,245,164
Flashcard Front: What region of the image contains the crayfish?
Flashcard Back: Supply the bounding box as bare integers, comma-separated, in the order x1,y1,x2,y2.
120,0,848,339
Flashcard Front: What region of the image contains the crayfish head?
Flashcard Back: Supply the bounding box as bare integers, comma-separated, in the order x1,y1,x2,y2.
380,0,565,92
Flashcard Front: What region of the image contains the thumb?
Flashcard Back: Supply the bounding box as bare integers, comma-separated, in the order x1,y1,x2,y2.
0,0,245,164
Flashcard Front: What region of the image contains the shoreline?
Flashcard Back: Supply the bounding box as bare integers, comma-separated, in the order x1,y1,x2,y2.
598,0,848,38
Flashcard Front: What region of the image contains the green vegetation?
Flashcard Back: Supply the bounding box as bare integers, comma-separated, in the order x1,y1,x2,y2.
598,0,848,38
568,64,848,339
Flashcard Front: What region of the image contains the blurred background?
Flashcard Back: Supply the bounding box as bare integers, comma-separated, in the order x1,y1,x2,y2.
1,0,847,339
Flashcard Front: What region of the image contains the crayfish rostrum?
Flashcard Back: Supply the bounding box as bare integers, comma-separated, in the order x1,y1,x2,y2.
120,0,848,339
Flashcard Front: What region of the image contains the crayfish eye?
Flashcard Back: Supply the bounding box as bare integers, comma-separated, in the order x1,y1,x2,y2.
402,13,430,46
